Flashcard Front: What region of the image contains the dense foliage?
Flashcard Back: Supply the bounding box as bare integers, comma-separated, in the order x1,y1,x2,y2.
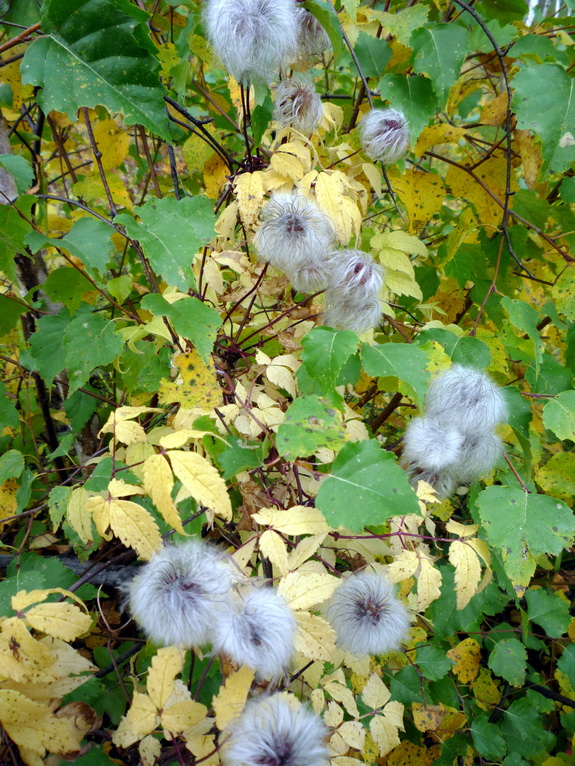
0,0,575,763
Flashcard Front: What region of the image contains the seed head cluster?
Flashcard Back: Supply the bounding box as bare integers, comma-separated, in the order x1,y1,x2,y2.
273,78,324,134
359,108,410,165
402,364,507,497
327,571,411,656
126,539,297,680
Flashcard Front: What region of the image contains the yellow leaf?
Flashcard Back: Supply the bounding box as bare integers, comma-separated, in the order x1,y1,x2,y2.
270,151,305,182
480,92,508,127
446,157,517,229
416,556,442,611
387,741,435,766
445,520,478,538
446,638,481,685
12,588,87,613
0,689,82,758
294,612,336,661
258,530,289,576
362,162,382,195
24,603,91,642
0,618,55,684
212,665,254,730
1,47,34,111
183,130,215,176
362,673,391,710
388,169,445,233
372,230,428,259
235,172,265,227
339,720,366,750
314,172,347,244
472,667,502,711
161,699,207,734
515,129,543,190
386,550,419,583
448,540,482,610
0,479,17,527
72,172,133,211
139,734,162,766
252,506,330,536
108,497,162,561
323,681,360,718
92,119,130,171
414,124,467,157
66,487,93,545
158,351,222,410
143,454,185,535
412,702,466,738
147,647,185,710
168,450,232,521
113,692,158,747
288,533,327,570
204,153,228,199
278,571,339,609
385,269,423,301
370,713,401,757
86,495,110,540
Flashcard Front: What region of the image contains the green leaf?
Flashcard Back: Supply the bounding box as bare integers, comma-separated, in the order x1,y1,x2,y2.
316,440,420,531
476,0,527,22
141,294,221,363
415,644,454,681
276,395,347,461
63,311,124,394
542,390,575,441
0,381,19,430
48,485,71,531
21,0,169,139
361,342,430,408
502,698,551,758
410,24,469,106
371,5,430,47
450,336,491,368
513,64,575,176
471,717,507,761
43,267,93,313
303,0,345,63
557,644,575,687
28,311,70,385
0,295,27,336
525,588,571,638
0,202,32,281
388,666,424,704
219,437,264,480
0,449,24,485
354,32,392,79
0,154,33,195
476,486,575,593
251,93,273,147
26,217,115,276
377,74,437,144
488,637,527,687
301,327,358,397
501,296,542,373
117,196,215,292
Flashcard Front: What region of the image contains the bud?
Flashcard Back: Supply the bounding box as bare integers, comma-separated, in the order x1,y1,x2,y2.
424,364,507,435
212,585,296,680
402,417,464,472
125,540,235,648
327,571,411,656
359,108,409,165
253,192,336,273
222,693,329,766
204,0,298,84
273,78,324,134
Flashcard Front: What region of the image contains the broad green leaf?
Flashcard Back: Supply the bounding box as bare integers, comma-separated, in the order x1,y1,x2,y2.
501,698,551,758
354,33,392,79
0,382,19,430
301,327,358,396
276,395,347,460
26,217,115,276
370,5,430,47
316,440,420,531
542,390,575,441
450,336,491,369
377,74,438,144
43,267,93,313
0,295,26,336
219,438,265,480
27,311,70,385
63,311,124,394
476,0,528,21
0,154,33,195
361,341,430,408
525,588,571,638
141,294,221,363
411,24,469,106
476,486,575,593
557,644,575,687
513,64,575,175
0,203,32,281
21,0,169,139
251,94,273,147
117,196,215,292
501,296,542,373
415,644,454,681
488,638,527,686
471,717,507,761
303,0,345,63
0,449,24,485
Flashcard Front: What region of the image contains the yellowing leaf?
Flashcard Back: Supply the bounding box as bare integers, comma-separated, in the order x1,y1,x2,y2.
386,550,419,583
258,529,289,575
388,169,445,232
412,702,466,738
183,131,215,176
113,692,158,747
315,172,349,244
235,172,265,227
480,92,508,127
445,520,478,538
12,588,87,613
446,157,517,229
448,540,482,610
99,406,158,445
385,268,424,300
0,479,17,527
362,673,391,709
161,699,207,734
107,496,162,561
294,612,337,661
372,230,428,259
140,735,162,766
143,453,185,535
24,603,91,642
278,571,339,609
370,713,401,757
168,450,232,522
252,506,330,536
288,533,327,570
323,682,360,718
66,487,93,545
270,151,305,181
515,129,543,190
158,351,222,410
147,647,185,710
92,119,130,171
416,556,442,611
339,720,366,750
204,153,228,199
0,618,55,684
212,665,254,730
446,638,481,685
414,124,467,157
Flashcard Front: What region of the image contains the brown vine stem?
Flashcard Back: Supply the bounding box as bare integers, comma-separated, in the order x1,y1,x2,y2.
82,107,117,217
470,231,504,334
138,125,162,198
0,21,41,53
504,452,531,493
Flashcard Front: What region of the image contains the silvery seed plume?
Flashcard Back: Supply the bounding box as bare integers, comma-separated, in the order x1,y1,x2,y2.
451,430,503,483
406,466,458,500
204,0,298,84
294,7,330,61
402,416,464,472
125,540,236,647
327,571,411,656
253,192,336,273
290,261,331,293
273,78,324,134
222,693,329,766
212,584,297,680
359,108,410,165
424,364,507,435
322,296,382,334
325,249,384,302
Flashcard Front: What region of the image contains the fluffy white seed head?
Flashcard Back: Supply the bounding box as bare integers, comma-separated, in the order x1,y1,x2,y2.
359,108,409,165
452,431,503,482
293,7,330,64
253,192,336,272
125,540,235,647
327,571,411,656
290,261,331,293
406,466,458,500
325,250,384,301
222,693,329,766
204,0,298,84
402,417,464,472
322,296,382,334
425,364,507,435
273,79,324,134
212,585,297,680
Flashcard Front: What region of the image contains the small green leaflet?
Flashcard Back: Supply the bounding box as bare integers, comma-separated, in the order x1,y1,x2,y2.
0,154,34,195
415,644,454,681
276,396,347,461
411,24,470,106
354,33,392,79
542,390,575,441
0,450,24,486
301,326,358,397
316,440,420,531
361,341,430,408
501,296,542,374
26,217,115,276
488,637,527,687
64,312,124,394
525,588,571,638
0,203,32,281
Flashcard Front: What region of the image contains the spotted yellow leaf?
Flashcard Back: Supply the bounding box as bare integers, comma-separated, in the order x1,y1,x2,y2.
235,171,265,227
449,540,482,610
161,699,207,734
416,555,442,611
294,611,336,661
92,119,130,171
362,673,391,710
23,603,92,642
158,351,221,410
252,506,330,536
446,638,481,685
388,169,445,233
143,453,185,535
113,691,158,748
99,406,158,445
414,124,467,157
278,571,339,609
212,665,254,730
168,450,232,521
147,647,185,710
